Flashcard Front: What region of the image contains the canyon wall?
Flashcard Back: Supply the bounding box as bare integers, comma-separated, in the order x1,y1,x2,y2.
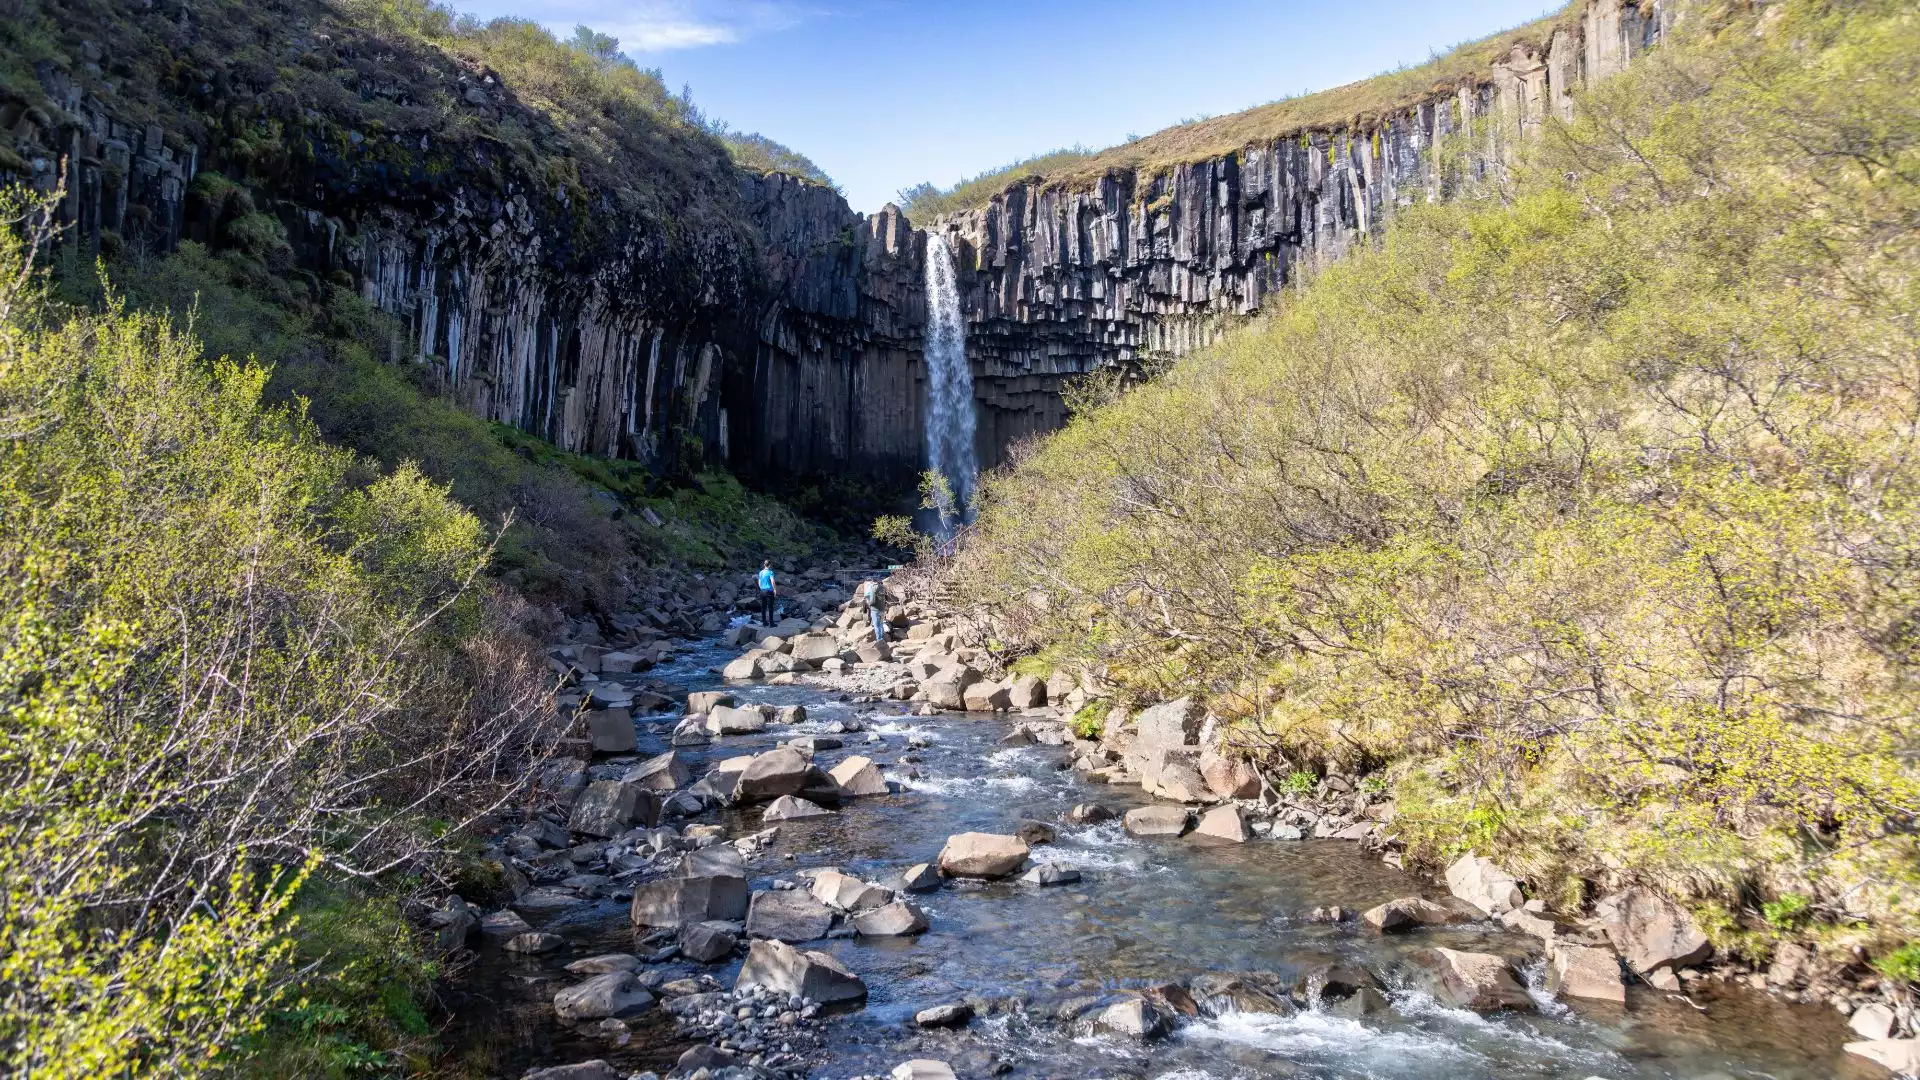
927,0,1668,470
7,0,1667,495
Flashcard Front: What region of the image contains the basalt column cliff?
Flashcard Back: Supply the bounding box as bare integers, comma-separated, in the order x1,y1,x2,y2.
6,0,1666,492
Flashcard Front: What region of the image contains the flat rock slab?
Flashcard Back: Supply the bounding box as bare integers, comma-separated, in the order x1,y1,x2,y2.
1020,864,1081,886
553,972,654,1021
1408,947,1535,1011
1361,896,1475,933
936,832,1030,878
853,900,929,937
746,889,835,942
1547,943,1626,1004
735,939,867,1004
1123,805,1191,838
763,794,834,821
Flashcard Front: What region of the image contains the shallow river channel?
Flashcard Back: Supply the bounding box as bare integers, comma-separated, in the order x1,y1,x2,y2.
454,636,1871,1080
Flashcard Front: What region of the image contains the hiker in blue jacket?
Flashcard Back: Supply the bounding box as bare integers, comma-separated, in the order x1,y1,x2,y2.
862,580,887,643
756,561,778,626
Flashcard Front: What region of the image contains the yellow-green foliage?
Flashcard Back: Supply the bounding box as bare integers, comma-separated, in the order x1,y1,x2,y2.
953,0,1920,938
0,189,549,1075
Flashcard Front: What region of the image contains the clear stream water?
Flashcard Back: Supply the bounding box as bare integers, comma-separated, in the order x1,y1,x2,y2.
454,638,1872,1080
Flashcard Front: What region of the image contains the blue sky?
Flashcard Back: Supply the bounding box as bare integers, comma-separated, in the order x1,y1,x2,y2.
450,0,1563,213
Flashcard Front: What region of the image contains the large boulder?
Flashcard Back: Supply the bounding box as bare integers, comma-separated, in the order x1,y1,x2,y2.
1445,853,1525,916
1846,1039,1920,1074
707,703,770,735
746,888,835,942
1123,805,1191,838
553,972,654,1021
581,707,636,753
733,747,814,803
936,832,1030,878
1189,805,1250,844
1546,943,1626,1004
567,781,659,839
721,652,766,680
1066,803,1116,824
629,849,749,927
790,634,844,667
898,863,940,893
1593,888,1712,976
852,900,929,936
1198,750,1261,800
679,923,738,963
920,666,980,710
1135,697,1202,752
828,755,889,797
1360,897,1475,933
1135,746,1213,803
1008,675,1047,708
687,691,735,713
626,750,692,792
735,939,867,1004
1407,948,1535,1011
1093,997,1174,1041
962,680,1012,712
811,870,893,912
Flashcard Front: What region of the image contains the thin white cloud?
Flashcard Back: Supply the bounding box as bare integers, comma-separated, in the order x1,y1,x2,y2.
598,1,817,54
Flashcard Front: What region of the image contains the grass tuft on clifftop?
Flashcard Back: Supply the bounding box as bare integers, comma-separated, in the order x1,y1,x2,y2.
949,0,1920,962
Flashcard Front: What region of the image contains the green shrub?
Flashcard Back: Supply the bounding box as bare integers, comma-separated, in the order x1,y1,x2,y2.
0,185,553,1076
1069,700,1110,740
948,0,1920,935
1763,894,1813,931
1278,771,1318,798
1875,943,1920,984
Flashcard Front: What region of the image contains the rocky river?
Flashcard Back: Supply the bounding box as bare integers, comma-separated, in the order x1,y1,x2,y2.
436,584,1890,1080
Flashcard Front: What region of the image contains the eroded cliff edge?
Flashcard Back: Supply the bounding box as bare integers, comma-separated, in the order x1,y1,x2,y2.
5,0,1668,492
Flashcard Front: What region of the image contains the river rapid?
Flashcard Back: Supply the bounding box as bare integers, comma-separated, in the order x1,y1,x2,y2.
451,634,1872,1080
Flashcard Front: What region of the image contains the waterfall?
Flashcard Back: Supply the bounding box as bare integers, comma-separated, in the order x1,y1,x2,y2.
922,233,977,529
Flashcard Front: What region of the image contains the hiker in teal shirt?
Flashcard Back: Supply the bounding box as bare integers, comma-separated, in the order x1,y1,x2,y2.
757,561,777,626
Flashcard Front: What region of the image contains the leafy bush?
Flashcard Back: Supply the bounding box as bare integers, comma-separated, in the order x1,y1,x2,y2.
1762,894,1812,931
1070,701,1110,740
0,187,555,1075
949,0,1920,933
1875,943,1920,985
1278,771,1319,798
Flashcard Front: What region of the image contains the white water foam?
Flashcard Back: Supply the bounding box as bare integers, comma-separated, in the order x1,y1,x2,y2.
1181,1008,1482,1070
904,773,1042,797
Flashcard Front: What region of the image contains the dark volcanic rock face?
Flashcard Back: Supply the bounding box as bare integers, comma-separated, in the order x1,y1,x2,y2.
8,0,1665,491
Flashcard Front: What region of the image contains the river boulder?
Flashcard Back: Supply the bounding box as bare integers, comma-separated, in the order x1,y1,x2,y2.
735,939,867,1004
1189,804,1250,844
1360,897,1475,933
1593,887,1712,977
962,680,1012,712
733,747,814,802
763,794,834,821
1135,697,1202,752
828,755,889,797
567,781,659,838
1066,803,1116,824
936,832,1030,878
687,690,734,713
630,848,749,927
553,972,654,1021
721,652,766,680
899,863,940,892
811,870,893,912
707,703,770,735
581,707,636,753
1445,853,1525,916
1546,943,1626,1003
1198,750,1261,800
746,888,835,942
1407,948,1535,1011
679,922,737,963
626,750,691,792
1123,805,1191,838
853,899,929,937
1093,996,1174,1040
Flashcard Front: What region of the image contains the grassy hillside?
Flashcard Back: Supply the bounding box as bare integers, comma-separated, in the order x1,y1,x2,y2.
898,4,1578,224
952,0,1920,969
